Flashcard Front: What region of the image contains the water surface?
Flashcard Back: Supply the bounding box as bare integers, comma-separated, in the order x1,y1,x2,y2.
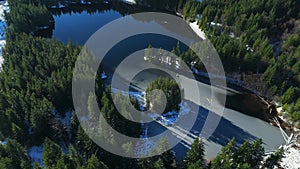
52,9,285,160
53,10,121,44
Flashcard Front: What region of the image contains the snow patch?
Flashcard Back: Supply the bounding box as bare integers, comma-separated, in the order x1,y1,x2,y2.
210,22,222,27
0,140,7,145
121,0,136,5
189,21,206,40
280,145,300,169
246,44,254,52
147,101,191,126
275,104,300,168
111,88,146,110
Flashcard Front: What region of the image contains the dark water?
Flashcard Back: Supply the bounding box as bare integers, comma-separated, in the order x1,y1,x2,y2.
53,10,121,44
51,7,285,160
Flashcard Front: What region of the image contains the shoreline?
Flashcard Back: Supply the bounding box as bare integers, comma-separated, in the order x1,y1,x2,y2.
189,21,206,40
185,18,300,168
180,13,292,129
190,26,295,131
178,10,300,169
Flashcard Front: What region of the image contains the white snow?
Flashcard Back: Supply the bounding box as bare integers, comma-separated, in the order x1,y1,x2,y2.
111,88,144,96
160,101,192,126
210,22,222,27
277,105,299,132
229,32,235,38
280,144,300,169
111,88,146,110
0,140,7,145
121,0,136,5
189,21,206,40
0,1,9,70
161,111,178,126
176,12,206,42
275,105,300,169
147,101,191,127
176,12,183,17
246,44,254,52
28,146,44,166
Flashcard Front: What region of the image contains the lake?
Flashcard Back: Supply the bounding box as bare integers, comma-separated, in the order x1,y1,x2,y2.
51,5,285,160
53,10,121,44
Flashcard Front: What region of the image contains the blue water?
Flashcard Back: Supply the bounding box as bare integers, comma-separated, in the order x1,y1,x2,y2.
53,10,121,44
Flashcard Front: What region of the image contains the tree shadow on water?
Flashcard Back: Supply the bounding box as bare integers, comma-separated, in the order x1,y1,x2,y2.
190,103,259,147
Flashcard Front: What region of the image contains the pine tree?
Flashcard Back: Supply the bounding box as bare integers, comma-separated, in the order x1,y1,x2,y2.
138,156,155,169
146,77,181,114
155,158,166,169
248,139,264,168
211,138,235,169
43,138,63,168
264,148,284,168
187,160,203,169
184,138,205,168
86,154,109,169
54,154,69,169
33,162,42,169
0,158,14,169
155,137,175,169
68,145,84,168
0,140,31,169
88,92,99,123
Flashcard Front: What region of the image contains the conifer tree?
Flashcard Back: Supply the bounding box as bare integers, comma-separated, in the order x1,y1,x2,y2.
43,138,63,168
86,154,109,169
184,138,205,169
